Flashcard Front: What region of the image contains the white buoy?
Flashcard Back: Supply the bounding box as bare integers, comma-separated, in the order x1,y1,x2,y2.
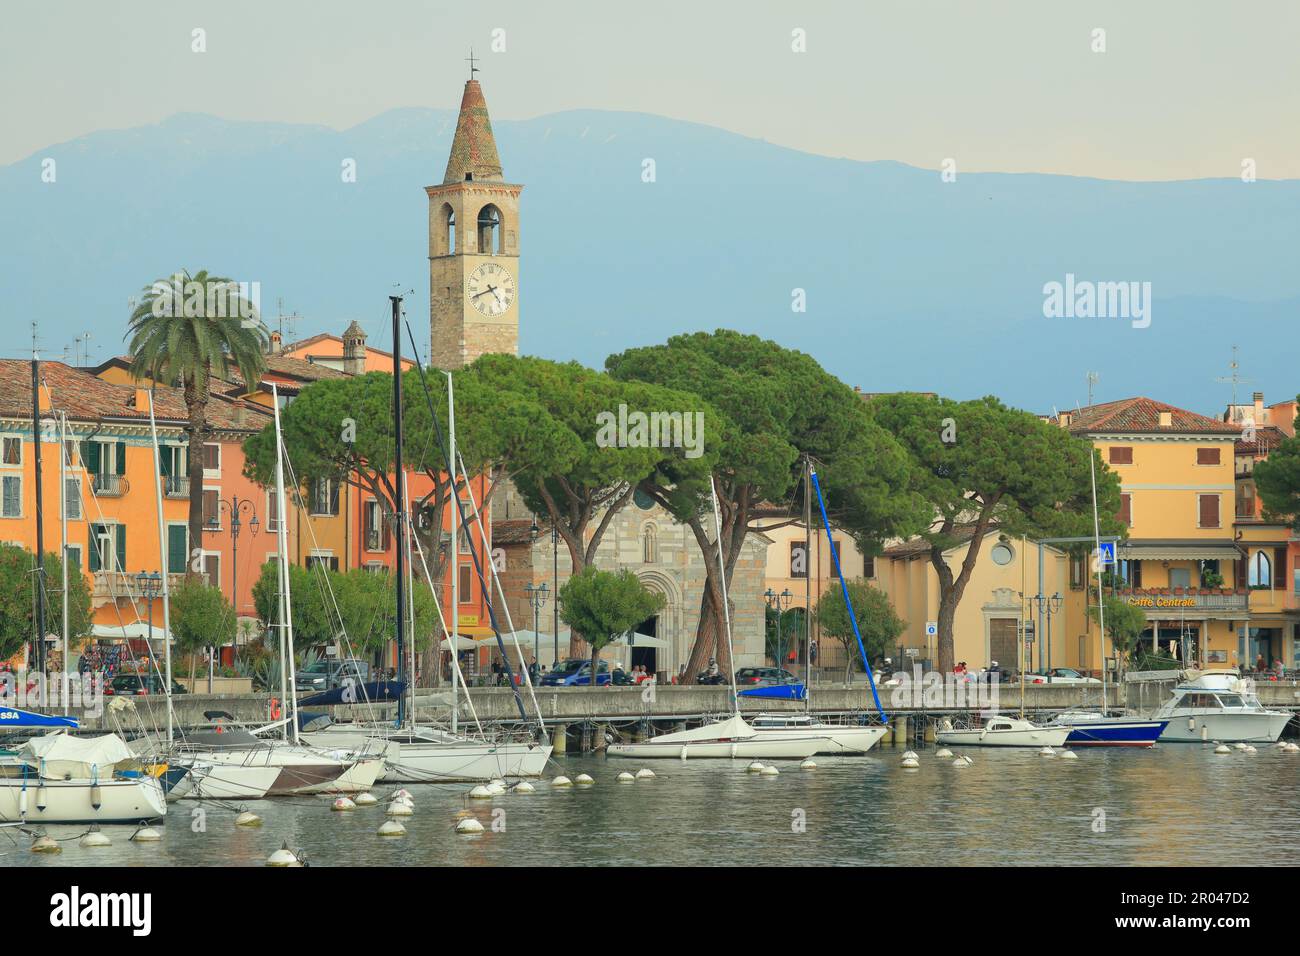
617,771,635,783
952,757,968,768
377,819,407,837
1244,745,1258,754
354,792,378,807
1060,750,1079,760
1234,742,1249,751
1283,742,1299,753
1275,740,1288,748
31,835,61,854
552,775,573,787
901,757,920,769
746,762,766,774
234,811,262,828
635,768,656,779
760,765,780,776
468,785,494,800
332,796,357,812
575,773,595,786
799,759,817,771
131,826,163,843
935,748,953,758
266,842,301,867
489,778,506,789
1039,747,1056,757
485,784,506,796
392,788,413,801
902,750,918,761
79,827,111,848
513,780,536,793
394,792,415,805
1214,744,1232,754
386,801,414,816
455,817,485,834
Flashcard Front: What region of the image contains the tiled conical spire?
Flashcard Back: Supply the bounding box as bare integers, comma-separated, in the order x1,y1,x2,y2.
443,80,504,184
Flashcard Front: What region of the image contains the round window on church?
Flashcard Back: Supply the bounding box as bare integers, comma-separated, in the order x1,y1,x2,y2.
991,542,1015,566
634,488,655,511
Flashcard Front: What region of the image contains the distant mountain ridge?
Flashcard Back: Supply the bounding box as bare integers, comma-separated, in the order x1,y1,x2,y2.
2,107,1296,415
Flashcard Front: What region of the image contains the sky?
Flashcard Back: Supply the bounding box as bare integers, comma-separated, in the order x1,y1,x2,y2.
2,0,1298,180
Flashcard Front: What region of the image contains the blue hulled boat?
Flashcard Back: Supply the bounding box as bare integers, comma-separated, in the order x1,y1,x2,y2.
1048,711,1169,747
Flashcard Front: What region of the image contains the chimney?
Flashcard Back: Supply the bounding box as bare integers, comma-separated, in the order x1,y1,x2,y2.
1058,411,1073,428
1252,391,1265,426
134,387,150,413
269,330,283,354
342,320,367,376
1158,411,1173,428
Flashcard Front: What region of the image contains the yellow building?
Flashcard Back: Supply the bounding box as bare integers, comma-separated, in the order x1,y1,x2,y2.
1061,397,1249,669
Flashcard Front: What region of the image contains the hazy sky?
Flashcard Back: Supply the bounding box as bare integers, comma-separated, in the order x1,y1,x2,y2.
2,0,1297,180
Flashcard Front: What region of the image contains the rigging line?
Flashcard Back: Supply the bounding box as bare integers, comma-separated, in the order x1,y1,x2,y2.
808,467,888,721
404,509,483,734
401,319,529,727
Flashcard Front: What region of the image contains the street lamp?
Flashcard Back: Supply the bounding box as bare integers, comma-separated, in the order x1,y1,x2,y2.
765,587,793,668
1045,592,1062,676
524,581,549,677
206,495,258,690
135,571,163,666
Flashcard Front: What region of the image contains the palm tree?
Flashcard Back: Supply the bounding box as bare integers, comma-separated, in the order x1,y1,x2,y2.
127,270,269,569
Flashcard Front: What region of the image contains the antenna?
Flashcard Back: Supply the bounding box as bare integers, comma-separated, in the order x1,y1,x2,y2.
466,48,480,79
1085,371,1100,407
1214,345,1254,414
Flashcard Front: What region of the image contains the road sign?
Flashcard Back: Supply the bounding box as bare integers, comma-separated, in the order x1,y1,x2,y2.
1096,541,1116,567
924,621,938,637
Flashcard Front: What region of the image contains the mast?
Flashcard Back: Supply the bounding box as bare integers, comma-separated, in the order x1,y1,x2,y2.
30,345,46,676
1088,445,1109,714
270,384,299,743
803,455,812,712
447,372,458,735
145,390,175,743
708,477,740,717
59,411,69,715
389,295,407,728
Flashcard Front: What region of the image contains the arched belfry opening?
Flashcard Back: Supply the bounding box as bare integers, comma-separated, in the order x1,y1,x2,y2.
477,204,502,255
441,203,456,255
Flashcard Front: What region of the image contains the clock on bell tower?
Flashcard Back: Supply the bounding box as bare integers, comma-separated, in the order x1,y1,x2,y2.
427,72,522,370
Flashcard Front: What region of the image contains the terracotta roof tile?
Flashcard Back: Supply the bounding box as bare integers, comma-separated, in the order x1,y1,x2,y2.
1063,397,1240,435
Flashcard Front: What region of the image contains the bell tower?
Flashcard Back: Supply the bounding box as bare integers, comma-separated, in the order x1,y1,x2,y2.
427,68,522,370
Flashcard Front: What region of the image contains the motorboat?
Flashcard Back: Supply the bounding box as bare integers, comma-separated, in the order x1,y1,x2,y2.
607,713,825,760
935,715,1071,748
168,728,379,795
1153,671,1293,743
301,722,552,782
165,759,282,801
1046,711,1169,747
748,713,888,754
0,732,167,824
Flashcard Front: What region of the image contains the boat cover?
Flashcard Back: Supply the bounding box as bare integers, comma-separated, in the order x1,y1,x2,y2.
648,713,758,743
20,732,134,777
738,683,807,701
299,680,406,706
0,707,78,729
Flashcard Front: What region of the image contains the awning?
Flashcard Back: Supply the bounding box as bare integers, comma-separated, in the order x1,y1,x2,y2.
91,622,169,642
1117,542,1242,561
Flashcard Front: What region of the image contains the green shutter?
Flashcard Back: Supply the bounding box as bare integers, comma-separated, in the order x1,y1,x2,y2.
159,446,172,477
167,525,187,574
115,441,127,476
88,524,102,572
115,525,126,572
82,441,100,475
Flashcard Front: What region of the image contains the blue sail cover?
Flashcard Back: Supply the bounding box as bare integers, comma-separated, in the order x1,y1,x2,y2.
0,707,79,728
738,683,807,701
298,680,406,707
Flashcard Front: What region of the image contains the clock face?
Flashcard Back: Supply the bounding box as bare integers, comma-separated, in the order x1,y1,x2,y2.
467,262,515,317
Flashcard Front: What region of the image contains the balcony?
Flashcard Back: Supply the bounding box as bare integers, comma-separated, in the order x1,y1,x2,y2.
91,474,128,497
164,476,190,499
1114,587,1248,614
92,571,186,601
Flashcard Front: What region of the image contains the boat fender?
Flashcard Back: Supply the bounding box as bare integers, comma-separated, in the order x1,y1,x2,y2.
270,698,282,721
18,782,28,819
90,766,102,811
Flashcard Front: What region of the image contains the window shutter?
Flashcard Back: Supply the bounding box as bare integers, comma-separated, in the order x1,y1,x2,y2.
115,441,127,476
330,480,340,515
115,525,126,572
1108,446,1133,465
1197,447,1220,465
1198,494,1220,528
1275,547,1287,588
1118,494,1132,526
168,525,187,574
83,441,100,474
159,446,172,477
88,524,102,572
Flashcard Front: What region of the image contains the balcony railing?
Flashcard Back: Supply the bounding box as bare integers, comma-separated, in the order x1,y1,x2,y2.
1114,587,1248,612
90,474,128,497
164,476,190,499
92,570,186,600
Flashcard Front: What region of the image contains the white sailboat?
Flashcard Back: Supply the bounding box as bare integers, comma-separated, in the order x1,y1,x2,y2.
0,731,166,824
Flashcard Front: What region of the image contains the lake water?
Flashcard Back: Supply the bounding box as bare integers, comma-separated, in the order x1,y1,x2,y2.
4,744,1298,867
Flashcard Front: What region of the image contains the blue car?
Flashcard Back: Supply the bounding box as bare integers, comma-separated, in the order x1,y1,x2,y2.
540,659,612,687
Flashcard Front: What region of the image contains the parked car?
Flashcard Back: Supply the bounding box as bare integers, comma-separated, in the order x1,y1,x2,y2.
104,674,189,696
736,666,801,688
1030,667,1101,685
539,659,611,687
295,658,371,693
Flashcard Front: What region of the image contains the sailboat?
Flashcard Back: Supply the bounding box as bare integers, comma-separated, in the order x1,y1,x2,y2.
609,477,829,760
300,295,551,781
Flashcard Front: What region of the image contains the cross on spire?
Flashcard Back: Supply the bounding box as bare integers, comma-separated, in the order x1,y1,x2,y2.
466,48,479,79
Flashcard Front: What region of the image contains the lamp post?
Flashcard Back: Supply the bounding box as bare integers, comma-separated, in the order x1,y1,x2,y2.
206,495,258,691
135,571,162,677
765,587,793,669
1046,592,1062,676
552,523,559,662
524,582,549,677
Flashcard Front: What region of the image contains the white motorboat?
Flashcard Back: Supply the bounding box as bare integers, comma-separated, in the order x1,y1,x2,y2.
608,713,825,760
748,713,888,754
302,724,552,782
935,715,1071,748
1153,671,1293,743
0,732,167,824
167,761,282,801
170,729,372,795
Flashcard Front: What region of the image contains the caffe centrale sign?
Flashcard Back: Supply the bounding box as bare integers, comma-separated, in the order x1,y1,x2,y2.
1124,596,1197,608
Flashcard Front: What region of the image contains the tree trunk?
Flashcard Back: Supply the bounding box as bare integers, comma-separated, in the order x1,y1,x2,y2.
590,642,601,691
183,373,210,579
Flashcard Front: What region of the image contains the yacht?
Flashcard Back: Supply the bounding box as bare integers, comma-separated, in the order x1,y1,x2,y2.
1153,671,1293,743
748,713,888,754
935,715,1071,748
1046,711,1169,747
0,732,167,824
301,722,552,782
608,713,825,760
